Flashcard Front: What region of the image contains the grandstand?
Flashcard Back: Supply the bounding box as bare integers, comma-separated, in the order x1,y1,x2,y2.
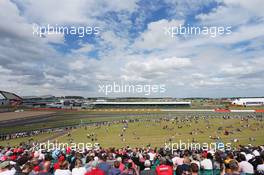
90,101,191,109
232,98,264,106
0,91,22,112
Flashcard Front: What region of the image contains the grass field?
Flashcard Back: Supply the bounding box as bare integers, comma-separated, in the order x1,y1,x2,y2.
0,132,56,147
1,116,263,149
57,118,264,148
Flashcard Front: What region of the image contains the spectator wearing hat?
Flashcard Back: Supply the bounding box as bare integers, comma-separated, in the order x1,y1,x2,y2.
116,157,125,172
0,161,16,175
140,160,156,175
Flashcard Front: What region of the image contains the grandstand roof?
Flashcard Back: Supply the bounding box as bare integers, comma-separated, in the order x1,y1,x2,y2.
92,101,191,105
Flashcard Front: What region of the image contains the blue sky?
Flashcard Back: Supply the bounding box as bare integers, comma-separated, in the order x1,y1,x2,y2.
0,0,263,97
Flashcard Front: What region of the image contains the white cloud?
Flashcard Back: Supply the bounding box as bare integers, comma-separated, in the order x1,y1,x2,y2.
0,0,263,97
71,43,93,55
134,19,184,50
13,0,139,25
122,56,191,82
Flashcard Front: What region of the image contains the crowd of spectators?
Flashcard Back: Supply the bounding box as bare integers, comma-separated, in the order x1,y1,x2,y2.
0,144,264,175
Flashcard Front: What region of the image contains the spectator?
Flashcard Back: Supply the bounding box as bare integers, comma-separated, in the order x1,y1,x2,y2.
200,152,213,175
175,157,191,175
0,161,16,175
226,160,240,175
140,160,156,175
122,162,137,175
85,161,105,175
98,154,111,175
116,157,125,172
72,159,86,175
108,161,121,175
237,154,254,174
256,156,264,174
156,158,173,175
54,161,71,175
190,163,199,175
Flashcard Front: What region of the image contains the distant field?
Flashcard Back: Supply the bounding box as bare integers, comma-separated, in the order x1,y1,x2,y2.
0,111,55,121
0,108,263,148
0,109,262,133
1,117,263,148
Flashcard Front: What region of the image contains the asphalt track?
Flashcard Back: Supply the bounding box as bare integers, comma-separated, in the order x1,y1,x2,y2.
0,109,262,133
0,112,160,127
0,109,262,127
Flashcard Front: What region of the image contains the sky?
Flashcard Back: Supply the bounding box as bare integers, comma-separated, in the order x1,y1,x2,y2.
0,0,263,98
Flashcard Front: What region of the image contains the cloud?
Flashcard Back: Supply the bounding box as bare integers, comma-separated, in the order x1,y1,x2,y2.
121,56,191,82
134,19,183,50
13,0,139,25
0,0,263,97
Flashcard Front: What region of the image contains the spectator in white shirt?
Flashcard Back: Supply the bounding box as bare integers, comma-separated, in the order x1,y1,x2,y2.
237,154,254,174
54,161,72,175
200,153,212,170
0,161,16,175
72,159,86,175
257,157,264,174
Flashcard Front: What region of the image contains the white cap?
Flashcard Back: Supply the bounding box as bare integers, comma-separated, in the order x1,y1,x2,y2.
253,150,260,157
246,154,253,161
116,157,122,162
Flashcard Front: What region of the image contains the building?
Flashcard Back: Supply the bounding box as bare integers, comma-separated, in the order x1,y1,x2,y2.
0,90,22,107
232,98,264,106
90,101,191,109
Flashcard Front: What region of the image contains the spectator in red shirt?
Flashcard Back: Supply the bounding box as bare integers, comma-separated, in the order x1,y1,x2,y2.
85,161,105,175
54,156,65,171
156,158,173,175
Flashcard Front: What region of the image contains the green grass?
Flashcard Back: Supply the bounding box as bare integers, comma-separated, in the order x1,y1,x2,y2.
0,132,55,147
57,118,264,148
1,111,263,148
